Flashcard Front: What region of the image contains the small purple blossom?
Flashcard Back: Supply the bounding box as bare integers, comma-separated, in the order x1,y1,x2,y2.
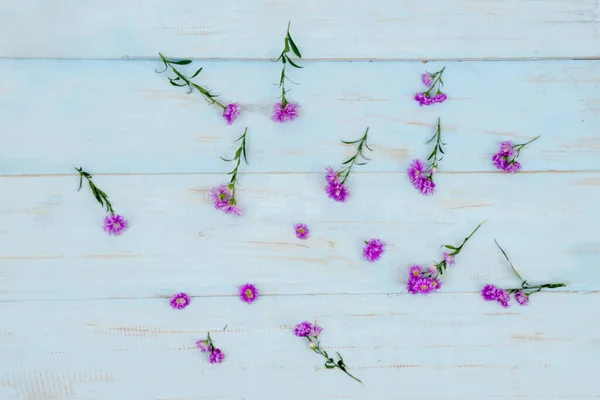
209,348,225,364
407,159,436,196
294,223,310,240
170,292,190,310
415,67,447,106
272,102,299,123
210,185,233,208
325,180,350,203
481,284,499,301
496,289,510,308
310,324,323,337
421,73,433,87
427,265,437,276
103,214,129,236
443,252,455,266
407,277,434,295
325,166,339,184
294,321,313,337
239,283,259,304
515,290,529,306
196,340,211,353
432,93,447,103
222,103,241,125
363,239,386,262
492,138,538,173
409,265,423,278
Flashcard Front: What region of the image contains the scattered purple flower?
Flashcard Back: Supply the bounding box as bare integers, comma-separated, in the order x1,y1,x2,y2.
294,321,313,337
496,289,510,308
103,214,129,236
196,340,211,353
272,102,299,123
415,67,447,107
310,324,323,337
481,284,499,302
515,290,529,306
363,239,386,262
209,348,225,364
294,223,310,240
409,265,423,278
239,283,259,304
427,265,437,276
442,252,455,266
273,22,302,123
222,103,241,125
213,128,249,216
170,292,190,310
421,73,433,87
492,137,539,173
210,185,233,208
196,333,225,364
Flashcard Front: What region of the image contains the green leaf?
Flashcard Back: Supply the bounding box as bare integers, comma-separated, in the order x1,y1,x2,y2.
284,37,290,53
190,68,203,79
325,364,336,369
169,80,186,87
287,57,303,69
170,59,192,65
341,158,354,165
444,245,457,250
288,35,302,58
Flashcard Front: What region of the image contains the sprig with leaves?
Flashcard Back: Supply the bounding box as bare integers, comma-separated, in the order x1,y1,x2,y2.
407,118,446,195
415,66,447,106
75,167,114,215
338,127,372,184
275,21,303,109
221,128,248,201
425,118,445,172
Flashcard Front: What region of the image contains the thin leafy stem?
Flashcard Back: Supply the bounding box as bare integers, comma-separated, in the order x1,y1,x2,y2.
220,128,249,202
306,337,362,384
274,22,302,108
425,118,445,170
513,135,540,158
494,239,526,283
74,167,114,215
339,128,372,184
424,66,445,96
443,220,486,256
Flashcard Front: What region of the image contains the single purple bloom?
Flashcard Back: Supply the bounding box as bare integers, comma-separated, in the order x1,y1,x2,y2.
433,93,447,103
443,252,455,266
196,339,212,353
103,214,129,236
407,159,426,184
294,321,313,337
492,152,509,171
310,324,323,337
325,166,340,184
496,289,510,308
499,141,514,156
170,292,190,310
218,202,243,216
294,223,310,240
222,103,241,125
409,265,423,279
515,290,529,306
504,161,521,173
272,102,299,123
363,238,386,262
209,348,225,364
430,278,442,292
416,174,436,196
421,73,433,87
210,185,233,208
239,283,259,304
481,284,498,301
427,265,437,276
325,181,350,203
409,277,434,295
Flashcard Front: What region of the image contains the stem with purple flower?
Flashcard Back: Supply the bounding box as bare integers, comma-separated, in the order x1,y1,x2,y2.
221,127,249,205
512,136,540,159
306,336,362,384
75,167,115,215
275,21,302,109
424,67,445,98
338,127,373,184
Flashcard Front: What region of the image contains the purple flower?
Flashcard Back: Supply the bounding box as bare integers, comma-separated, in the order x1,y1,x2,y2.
407,277,433,295
210,185,233,208
430,278,442,291
103,214,129,236
433,93,447,103
496,289,510,308
294,321,313,337
409,265,423,278
407,159,435,195
443,252,455,266
325,180,350,203
363,239,386,262
500,141,514,156
515,290,529,306
239,283,259,304
504,161,521,173
414,92,433,106
325,166,340,184
427,265,437,276
294,223,310,240
310,324,323,337
222,103,241,125
218,202,243,216
170,292,190,310
272,102,299,123
492,141,522,173
196,340,212,353
407,159,426,184
209,348,225,364
421,73,433,87
481,284,499,301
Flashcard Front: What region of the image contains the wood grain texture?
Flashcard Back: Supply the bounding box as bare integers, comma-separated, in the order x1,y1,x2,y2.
1,59,600,175
0,295,597,399
1,0,600,60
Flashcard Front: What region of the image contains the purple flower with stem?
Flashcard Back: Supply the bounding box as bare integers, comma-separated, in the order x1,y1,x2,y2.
75,167,129,235
156,53,240,124
492,136,540,173
239,283,259,304
415,66,447,106
211,127,249,216
406,221,486,295
293,321,362,384
481,239,566,308
325,127,372,203
196,332,225,364
294,223,310,240
407,118,445,195
363,238,386,262
272,21,302,123
170,292,190,309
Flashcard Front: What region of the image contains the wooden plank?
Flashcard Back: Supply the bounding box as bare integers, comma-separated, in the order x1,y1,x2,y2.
1,0,599,60
0,173,596,300
1,59,599,175
0,294,596,399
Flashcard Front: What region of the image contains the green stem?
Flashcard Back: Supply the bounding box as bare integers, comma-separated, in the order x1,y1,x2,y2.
309,339,362,384
513,135,540,158
450,220,486,257
494,239,525,282
221,128,249,202
425,118,444,170
75,167,115,215
339,128,372,184
424,66,445,96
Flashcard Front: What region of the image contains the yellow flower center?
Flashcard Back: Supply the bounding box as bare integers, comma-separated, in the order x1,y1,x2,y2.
412,270,419,277
420,284,429,291
176,298,185,304
245,289,253,299
298,228,305,233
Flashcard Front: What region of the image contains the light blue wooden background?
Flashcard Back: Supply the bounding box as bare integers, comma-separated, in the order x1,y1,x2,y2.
1,1,599,399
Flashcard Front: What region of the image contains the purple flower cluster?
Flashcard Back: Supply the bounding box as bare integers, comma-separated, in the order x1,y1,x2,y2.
210,185,243,216
222,103,241,125
103,214,129,236
407,159,435,195
294,321,323,338
492,141,521,173
239,283,259,304
363,239,385,262
196,334,225,364
324,167,350,202
414,92,447,106
272,102,299,123
170,292,190,310
294,223,310,240
481,284,529,308
406,265,442,295
415,68,447,106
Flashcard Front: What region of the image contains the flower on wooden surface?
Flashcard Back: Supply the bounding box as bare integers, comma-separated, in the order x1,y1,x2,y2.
156,53,241,124
170,292,190,310
293,321,362,384
273,22,302,123
363,239,386,262
196,333,225,364
294,223,310,240
415,67,447,106
406,221,485,295
481,240,566,308
407,118,445,196
492,136,540,173
75,167,129,235
239,283,259,304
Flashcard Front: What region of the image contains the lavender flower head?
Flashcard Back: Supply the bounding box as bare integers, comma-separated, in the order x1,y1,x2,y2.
443,252,455,266
272,102,299,123
103,214,129,236
294,223,310,240
310,324,323,337
222,103,241,125
481,284,499,302
209,348,225,364
239,283,259,304
363,239,386,262
170,292,190,310
492,137,539,173
196,340,212,353
324,167,350,203
407,159,436,196
294,321,313,337
421,73,433,87
210,185,243,216
409,265,423,278
415,67,447,106
515,290,529,306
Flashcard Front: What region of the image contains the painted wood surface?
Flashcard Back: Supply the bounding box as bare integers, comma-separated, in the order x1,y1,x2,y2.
1,0,600,60
2,1,600,399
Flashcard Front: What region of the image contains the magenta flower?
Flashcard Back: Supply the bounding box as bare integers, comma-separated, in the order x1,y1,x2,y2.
363,239,386,262
496,289,510,308
210,185,232,208
209,348,225,364
515,290,529,306
272,102,299,123
492,137,539,173
103,214,129,236
273,23,302,123
407,276,434,295
222,103,241,125
239,283,259,304
409,265,423,278
325,179,350,202
442,252,455,266
213,127,249,216
481,284,499,301
415,67,447,107
421,73,433,87
294,321,313,337
170,292,190,310
196,333,224,364
407,158,435,196
196,339,212,353
310,324,323,337
427,265,437,276
325,166,339,184
294,223,310,240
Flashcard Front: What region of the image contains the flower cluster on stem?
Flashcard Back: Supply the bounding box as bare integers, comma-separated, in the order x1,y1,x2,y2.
325,127,373,203
272,22,302,123
156,53,240,125
482,240,566,307
210,128,249,216
75,167,129,236
492,136,540,173
415,67,447,106
407,118,445,195
407,221,485,294
293,321,362,384
196,333,225,364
